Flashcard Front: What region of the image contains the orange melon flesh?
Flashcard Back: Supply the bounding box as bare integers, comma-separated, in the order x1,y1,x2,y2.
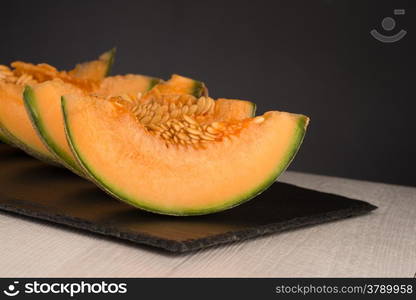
69,48,115,81
0,50,114,163
144,74,208,99
0,82,55,162
63,94,309,215
95,74,160,97
25,76,254,175
213,99,256,122
24,75,158,173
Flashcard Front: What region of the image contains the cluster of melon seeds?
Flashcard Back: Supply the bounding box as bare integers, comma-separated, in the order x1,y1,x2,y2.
0,65,37,86
151,114,266,148
136,96,215,125
152,117,235,147
111,93,216,126
0,62,98,91
110,94,265,148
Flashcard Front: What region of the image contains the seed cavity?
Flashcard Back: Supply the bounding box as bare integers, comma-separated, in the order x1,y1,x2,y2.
107,93,254,148
0,65,37,86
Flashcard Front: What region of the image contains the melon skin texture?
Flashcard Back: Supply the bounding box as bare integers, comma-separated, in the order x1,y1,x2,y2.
0,50,115,164
62,95,309,216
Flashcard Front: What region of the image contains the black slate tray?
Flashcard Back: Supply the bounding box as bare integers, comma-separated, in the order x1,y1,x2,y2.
0,143,377,252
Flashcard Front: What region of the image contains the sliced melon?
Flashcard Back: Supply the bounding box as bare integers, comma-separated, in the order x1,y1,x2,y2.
62,94,309,216
0,51,114,163
24,75,159,174
69,48,115,80
95,74,160,98
142,74,208,99
24,75,254,174
0,81,59,164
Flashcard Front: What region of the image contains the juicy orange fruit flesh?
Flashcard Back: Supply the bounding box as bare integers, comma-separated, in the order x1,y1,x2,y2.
64,94,309,215
28,75,156,169
0,51,113,160
0,82,50,155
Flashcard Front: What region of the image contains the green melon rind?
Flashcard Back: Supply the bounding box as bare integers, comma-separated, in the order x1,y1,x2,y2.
0,117,20,147
0,117,60,166
23,74,160,177
209,116,309,215
0,49,115,160
23,85,84,175
192,80,208,98
0,127,12,145
0,134,10,144
250,102,257,117
104,48,116,77
148,78,162,91
63,96,307,216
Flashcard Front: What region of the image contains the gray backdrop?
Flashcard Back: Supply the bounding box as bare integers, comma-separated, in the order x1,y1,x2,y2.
0,0,414,186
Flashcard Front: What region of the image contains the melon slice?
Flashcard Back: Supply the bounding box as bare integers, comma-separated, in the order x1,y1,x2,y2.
0,50,114,163
24,75,159,174
24,75,254,174
69,48,115,81
62,94,309,216
143,74,208,99
0,81,59,164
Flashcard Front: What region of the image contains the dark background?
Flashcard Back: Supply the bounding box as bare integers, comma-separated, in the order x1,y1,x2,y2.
0,0,414,186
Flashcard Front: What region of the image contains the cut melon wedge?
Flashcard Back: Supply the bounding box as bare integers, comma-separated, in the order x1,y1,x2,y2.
0,82,58,164
0,50,115,164
69,48,115,81
62,94,309,216
24,75,159,174
24,75,254,175
143,74,208,99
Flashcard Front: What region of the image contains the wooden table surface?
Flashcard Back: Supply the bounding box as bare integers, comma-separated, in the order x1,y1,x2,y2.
0,171,415,277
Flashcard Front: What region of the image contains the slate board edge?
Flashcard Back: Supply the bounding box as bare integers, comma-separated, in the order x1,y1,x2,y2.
0,195,377,253
182,201,377,253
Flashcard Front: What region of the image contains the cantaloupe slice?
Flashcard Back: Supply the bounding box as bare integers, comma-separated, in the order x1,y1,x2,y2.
142,74,208,99
62,94,309,216
0,81,59,164
68,48,115,81
24,75,159,174
24,75,255,175
0,50,114,163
